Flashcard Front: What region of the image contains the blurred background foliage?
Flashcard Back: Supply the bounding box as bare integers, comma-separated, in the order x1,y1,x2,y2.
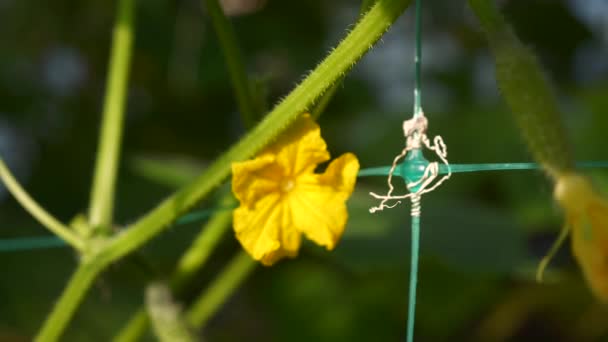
0,0,607,340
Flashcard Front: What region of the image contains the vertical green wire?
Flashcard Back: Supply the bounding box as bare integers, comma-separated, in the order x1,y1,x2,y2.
413,0,422,117
407,214,420,342
407,0,422,341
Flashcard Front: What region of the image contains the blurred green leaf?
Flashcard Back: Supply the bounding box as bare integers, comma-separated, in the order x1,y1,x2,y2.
130,155,204,188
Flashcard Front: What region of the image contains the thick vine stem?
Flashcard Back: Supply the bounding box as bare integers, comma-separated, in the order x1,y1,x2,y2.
35,1,412,340
92,0,413,268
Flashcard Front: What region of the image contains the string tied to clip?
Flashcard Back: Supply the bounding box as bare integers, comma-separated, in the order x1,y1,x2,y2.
369,111,451,215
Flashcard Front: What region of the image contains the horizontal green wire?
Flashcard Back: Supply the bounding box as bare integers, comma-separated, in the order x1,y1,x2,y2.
3,160,608,253
357,161,608,177
0,236,66,252
0,206,235,253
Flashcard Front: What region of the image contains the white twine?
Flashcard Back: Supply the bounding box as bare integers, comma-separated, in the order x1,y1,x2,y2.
369,111,451,216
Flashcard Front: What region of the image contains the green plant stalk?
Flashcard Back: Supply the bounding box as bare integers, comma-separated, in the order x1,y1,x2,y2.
146,283,196,342
172,196,237,289
204,0,258,127
0,159,84,251
186,251,256,328
468,0,574,179
117,0,259,335
88,0,136,231
113,310,149,342
35,261,100,341
113,194,236,341
35,1,412,339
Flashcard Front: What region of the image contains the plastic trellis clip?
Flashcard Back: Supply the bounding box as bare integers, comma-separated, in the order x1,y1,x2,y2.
368,112,451,216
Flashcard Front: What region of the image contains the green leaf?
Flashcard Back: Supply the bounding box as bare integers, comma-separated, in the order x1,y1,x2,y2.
130,155,204,189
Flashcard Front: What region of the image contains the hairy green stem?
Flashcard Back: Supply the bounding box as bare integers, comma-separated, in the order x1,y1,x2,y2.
204,0,258,126
186,251,256,328
89,0,136,231
35,1,411,339
0,159,84,251
93,0,413,267
468,0,574,178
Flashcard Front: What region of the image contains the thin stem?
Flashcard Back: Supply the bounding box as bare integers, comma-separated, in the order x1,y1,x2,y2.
310,83,340,120
413,0,422,117
89,0,136,231
204,0,258,127
186,251,256,328
0,159,84,251
113,310,148,342
536,223,570,283
172,196,237,289
35,2,412,339
35,262,102,341
406,214,420,342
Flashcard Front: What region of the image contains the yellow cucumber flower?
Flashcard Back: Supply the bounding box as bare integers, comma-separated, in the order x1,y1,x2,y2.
554,173,608,301
231,114,360,265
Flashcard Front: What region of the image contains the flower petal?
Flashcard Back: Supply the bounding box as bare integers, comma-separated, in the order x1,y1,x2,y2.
232,154,283,206
289,153,359,249
231,113,359,265
318,152,360,198
265,114,330,177
555,173,608,301
571,199,608,302
233,194,302,266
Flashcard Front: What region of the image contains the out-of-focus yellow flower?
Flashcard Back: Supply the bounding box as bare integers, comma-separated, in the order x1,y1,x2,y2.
554,173,608,301
231,114,359,266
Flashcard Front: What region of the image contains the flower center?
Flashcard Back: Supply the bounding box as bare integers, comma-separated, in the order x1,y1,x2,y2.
280,178,296,193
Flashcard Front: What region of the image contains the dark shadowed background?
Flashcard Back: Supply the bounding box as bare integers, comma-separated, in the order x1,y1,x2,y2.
1,0,607,340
